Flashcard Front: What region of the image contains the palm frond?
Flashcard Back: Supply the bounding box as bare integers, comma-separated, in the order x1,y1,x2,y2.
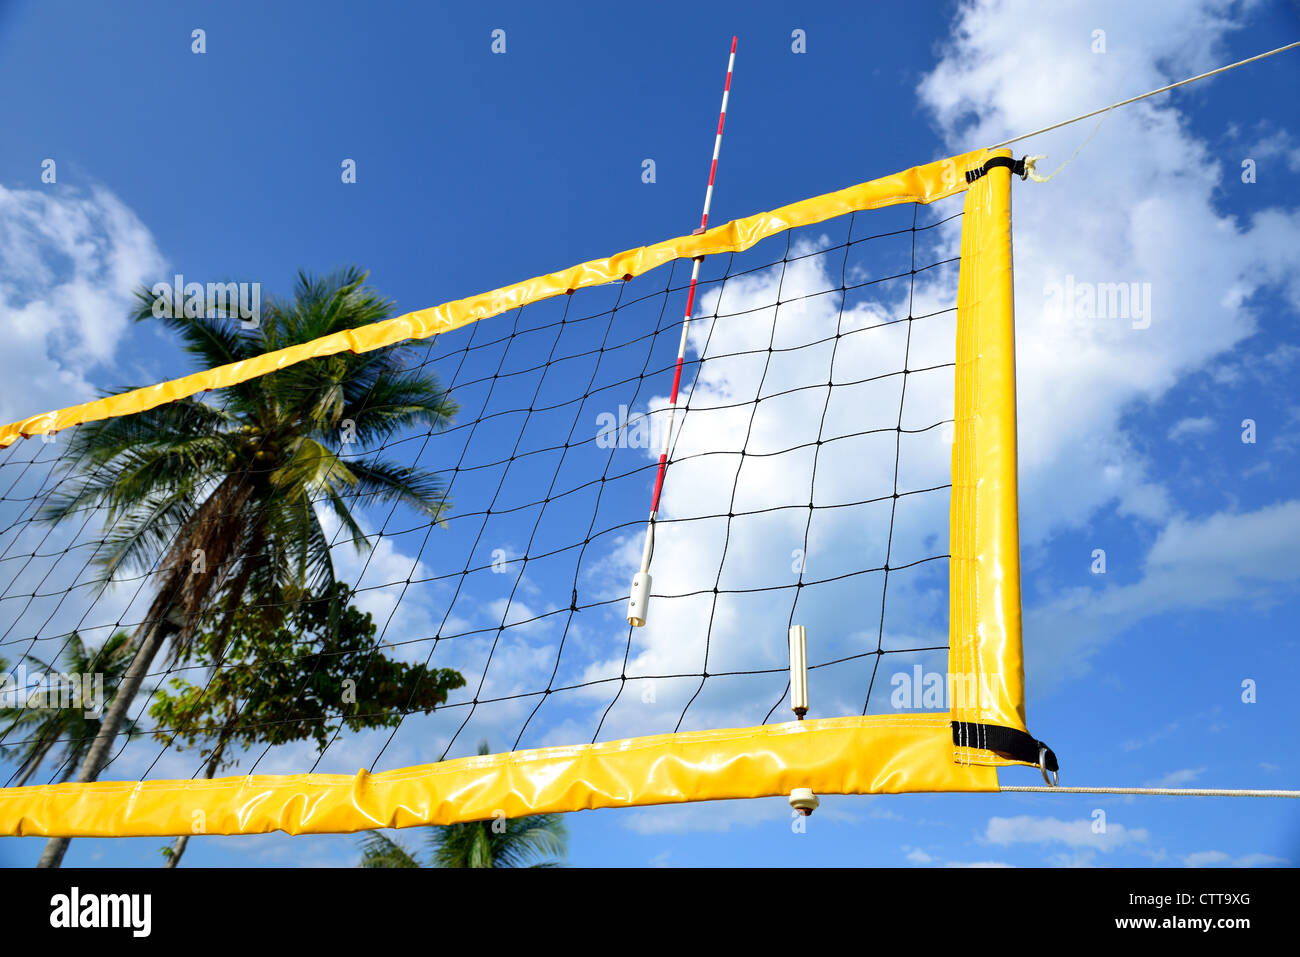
345,456,451,521
130,286,258,370
493,815,569,868
357,831,421,868
339,371,458,448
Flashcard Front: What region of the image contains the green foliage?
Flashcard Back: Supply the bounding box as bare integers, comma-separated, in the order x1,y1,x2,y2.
150,582,465,765
356,742,568,868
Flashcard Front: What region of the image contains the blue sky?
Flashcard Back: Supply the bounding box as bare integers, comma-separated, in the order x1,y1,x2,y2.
1,0,1299,868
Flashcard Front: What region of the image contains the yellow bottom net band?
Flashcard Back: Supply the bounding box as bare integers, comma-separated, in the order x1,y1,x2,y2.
0,716,997,838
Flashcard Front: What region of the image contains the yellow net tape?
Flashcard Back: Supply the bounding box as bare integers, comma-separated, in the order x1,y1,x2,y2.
949,150,1033,768
0,149,989,448
0,147,1031,837
0,716,996,838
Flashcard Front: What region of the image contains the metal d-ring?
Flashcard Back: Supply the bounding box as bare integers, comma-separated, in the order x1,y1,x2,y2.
1039,746,1059,787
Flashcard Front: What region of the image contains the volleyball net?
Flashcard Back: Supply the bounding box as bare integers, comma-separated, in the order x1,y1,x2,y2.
0,148,1055,838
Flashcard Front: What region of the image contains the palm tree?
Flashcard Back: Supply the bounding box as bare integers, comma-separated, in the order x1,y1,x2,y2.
358,743,568,868
358,814,569,869
35,268,456,867
0,631,141,787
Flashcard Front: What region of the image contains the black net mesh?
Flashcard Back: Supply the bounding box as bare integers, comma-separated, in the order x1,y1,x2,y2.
0,193,964,787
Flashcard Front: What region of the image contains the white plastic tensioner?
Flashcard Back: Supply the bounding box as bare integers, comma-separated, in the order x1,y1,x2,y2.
788,624,809,719
789,787,820,816
627,570,652,628
787,624,819,816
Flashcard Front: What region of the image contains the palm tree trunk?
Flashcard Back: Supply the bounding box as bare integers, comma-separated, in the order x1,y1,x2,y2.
163,832,191,869
162,734,229,868
36,615,170,868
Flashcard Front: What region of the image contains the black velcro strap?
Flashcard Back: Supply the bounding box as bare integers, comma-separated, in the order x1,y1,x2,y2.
964,156,1027,184
951,720,1058,772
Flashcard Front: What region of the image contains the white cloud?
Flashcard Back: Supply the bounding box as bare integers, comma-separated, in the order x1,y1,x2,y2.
1145,767,1206,788
919,0,1300,543
485,596,548,636
984,814,1148,851
945,860,1012,868
1168,416,1214,441
1047,849,1101,868
1027,499,1300,686
1247,127,1300,174
1146,501,1300,581
0,184,165,425
1185,849,1288,867
1233,853,1289,867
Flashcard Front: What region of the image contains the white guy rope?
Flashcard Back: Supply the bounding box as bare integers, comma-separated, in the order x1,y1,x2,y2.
1003,785,1300,798
988,39,1299,149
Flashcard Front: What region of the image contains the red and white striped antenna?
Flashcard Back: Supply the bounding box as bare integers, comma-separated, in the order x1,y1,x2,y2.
627,35,737,628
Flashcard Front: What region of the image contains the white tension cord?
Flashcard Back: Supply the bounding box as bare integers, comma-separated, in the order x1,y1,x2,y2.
1003,786,1300,798
987,39,1300,150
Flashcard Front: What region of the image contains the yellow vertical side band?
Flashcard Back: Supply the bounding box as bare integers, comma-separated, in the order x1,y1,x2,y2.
949,150,1029,767
0,716,996,837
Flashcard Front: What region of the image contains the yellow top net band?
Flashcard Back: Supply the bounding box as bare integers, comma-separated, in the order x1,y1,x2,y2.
0,149,990,447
